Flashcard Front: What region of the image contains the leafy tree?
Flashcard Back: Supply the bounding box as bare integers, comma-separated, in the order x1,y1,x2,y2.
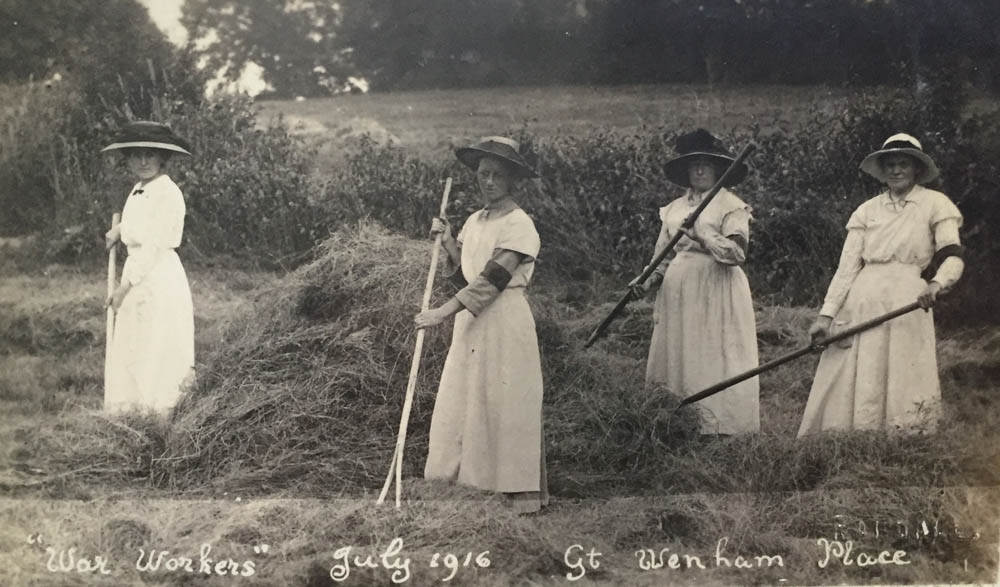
177,0,1000,94
182,0,351,97
0,0,174,85
0,0,208,118
0,0,208,233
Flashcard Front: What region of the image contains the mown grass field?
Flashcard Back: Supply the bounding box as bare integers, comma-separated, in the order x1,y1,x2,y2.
257,84,857,163
257,83,1000,165
2,259,998,586
2,84,999,586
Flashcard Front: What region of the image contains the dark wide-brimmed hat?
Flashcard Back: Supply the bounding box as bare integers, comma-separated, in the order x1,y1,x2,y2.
101,120,192,156
663,128,746,188
859,133,939,184
455,136,537,178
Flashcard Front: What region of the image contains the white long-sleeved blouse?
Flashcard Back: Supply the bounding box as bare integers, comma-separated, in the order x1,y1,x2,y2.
118,174,186,287
647,187,751,278
819,186,964,318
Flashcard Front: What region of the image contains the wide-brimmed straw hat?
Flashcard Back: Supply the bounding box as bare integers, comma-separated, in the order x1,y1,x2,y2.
664,128,747,188
859,133,939,184
455,136,537,178
101,120,192,156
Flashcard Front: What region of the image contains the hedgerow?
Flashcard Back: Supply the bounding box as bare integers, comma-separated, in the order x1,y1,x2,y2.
325,75,1000,320
3,67,997,317
1,62,327,268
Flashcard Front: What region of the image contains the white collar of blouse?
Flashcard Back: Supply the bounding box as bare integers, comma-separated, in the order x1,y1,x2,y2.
479,200,519,220
880,185,922,207
131,173,169,196
685,186,728,205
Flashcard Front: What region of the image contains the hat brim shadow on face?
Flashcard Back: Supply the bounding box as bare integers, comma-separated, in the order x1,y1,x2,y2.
859,148,939,185
101,141,192,156
664,152,747,188
455,147,538,179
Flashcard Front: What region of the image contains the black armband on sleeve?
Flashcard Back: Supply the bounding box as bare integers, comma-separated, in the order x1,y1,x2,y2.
726,233,748,255
448,266,469,289
920,244,964,281
481,260,512,291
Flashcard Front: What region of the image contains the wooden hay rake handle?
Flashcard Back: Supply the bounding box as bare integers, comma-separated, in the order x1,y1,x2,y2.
678,301,924,408
104,212,121,398
584,142,756,348
377,178,452,507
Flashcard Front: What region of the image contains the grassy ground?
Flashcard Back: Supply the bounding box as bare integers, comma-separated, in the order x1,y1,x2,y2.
2,487,997,586
0,265,267,492
1,253,998,585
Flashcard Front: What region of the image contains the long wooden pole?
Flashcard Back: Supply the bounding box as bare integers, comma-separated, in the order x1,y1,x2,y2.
377,178,452,507
104,213,121,399
678,301,923,408
585,142,756,348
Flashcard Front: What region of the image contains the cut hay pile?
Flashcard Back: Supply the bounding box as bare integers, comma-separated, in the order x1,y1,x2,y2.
155,221,702,495
161,222,453,493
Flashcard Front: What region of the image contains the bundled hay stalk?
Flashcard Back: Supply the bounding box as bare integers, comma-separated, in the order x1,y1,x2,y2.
161,221,453,493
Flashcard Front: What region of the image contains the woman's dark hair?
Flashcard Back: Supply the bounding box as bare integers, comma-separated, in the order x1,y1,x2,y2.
877,152,925,173
122,147,172,166
686,156,726,179
475,154,520,179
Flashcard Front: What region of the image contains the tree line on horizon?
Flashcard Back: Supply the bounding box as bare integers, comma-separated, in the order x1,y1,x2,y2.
2,0,1000,97
183,0,1000,96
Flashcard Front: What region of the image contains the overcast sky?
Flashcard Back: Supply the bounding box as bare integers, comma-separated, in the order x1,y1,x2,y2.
137,0,271,95
138,0,186,45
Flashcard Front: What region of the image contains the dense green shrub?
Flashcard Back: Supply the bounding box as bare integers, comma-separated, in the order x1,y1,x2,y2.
320,132,665,280
162,94,327,266
1,0,328,267
2,67,328,267
0,82,73,234
0,0,205,237
325,129,849,299
323,137,448,238
5,55,996,318
326,80,1000,321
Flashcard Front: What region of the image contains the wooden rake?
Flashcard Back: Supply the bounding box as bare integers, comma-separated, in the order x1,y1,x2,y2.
104,212,121,400
377,177,452,507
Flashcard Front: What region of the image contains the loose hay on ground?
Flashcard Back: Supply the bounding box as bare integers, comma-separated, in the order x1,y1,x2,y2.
6,223,999,505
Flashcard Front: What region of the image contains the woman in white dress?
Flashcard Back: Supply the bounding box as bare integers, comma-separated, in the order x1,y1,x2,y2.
630,129,760,435
414,136,547,513
102,121,195,415
798,133,964,435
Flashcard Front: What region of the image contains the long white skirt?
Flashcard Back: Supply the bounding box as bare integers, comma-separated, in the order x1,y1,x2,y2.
425,288,547,507
646,251,760,434
798,262,940,435
105,251,194,414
